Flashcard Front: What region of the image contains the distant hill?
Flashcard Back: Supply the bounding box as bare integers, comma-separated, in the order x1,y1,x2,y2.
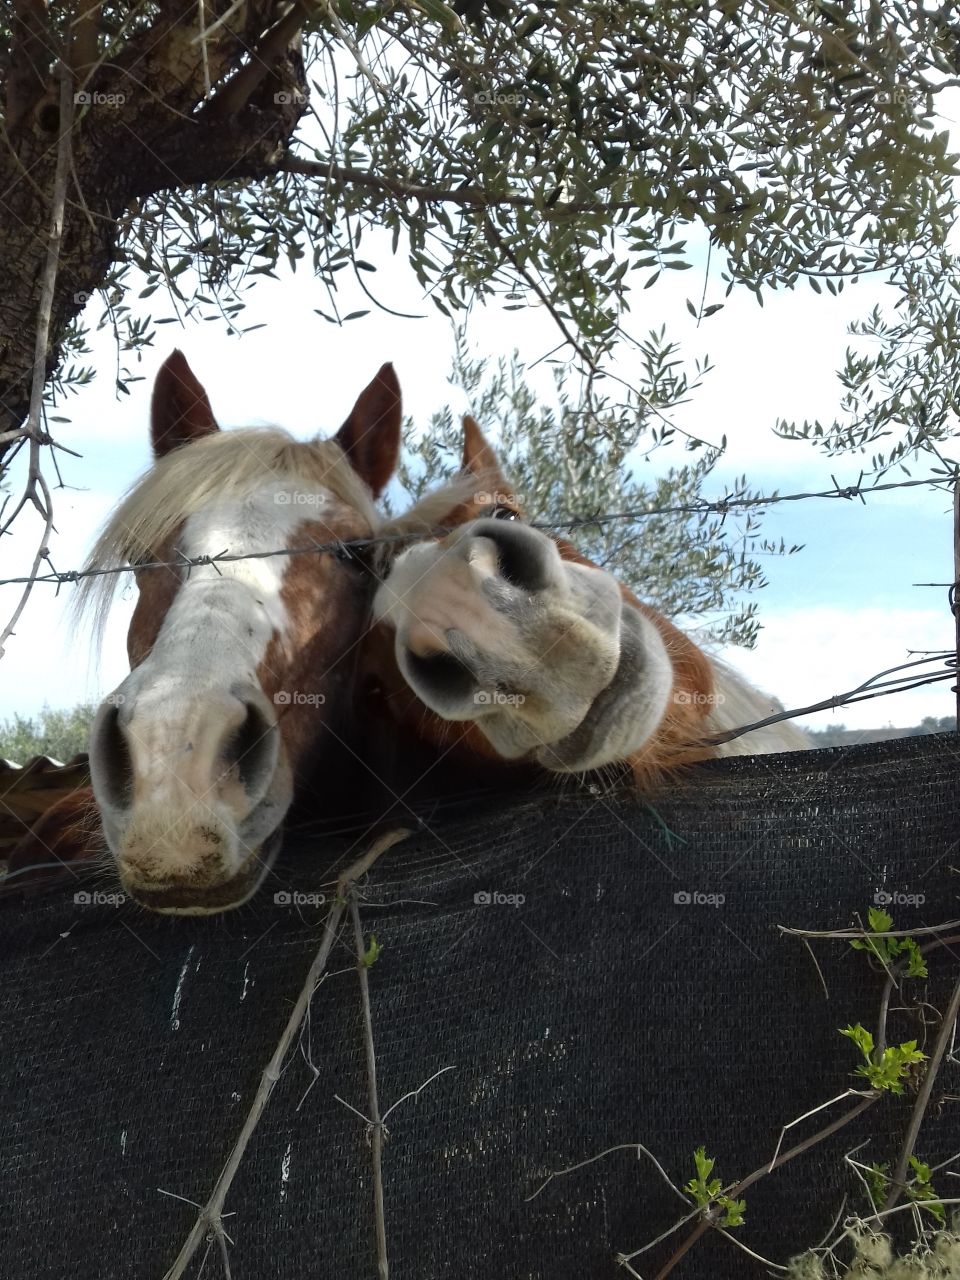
805,716,956,748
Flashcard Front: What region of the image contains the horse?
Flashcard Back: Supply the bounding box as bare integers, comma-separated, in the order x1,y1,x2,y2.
368,414,809,792
9,349,405,914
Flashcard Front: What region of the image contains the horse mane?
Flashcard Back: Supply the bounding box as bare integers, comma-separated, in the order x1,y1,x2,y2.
379,473,486,539
74,428,382,641
705,658,811,755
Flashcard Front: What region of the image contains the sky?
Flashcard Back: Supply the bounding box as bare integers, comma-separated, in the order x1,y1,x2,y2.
0,219,955,738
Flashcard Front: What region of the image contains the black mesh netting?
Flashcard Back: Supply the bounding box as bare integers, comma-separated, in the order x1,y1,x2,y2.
2,733,959,1279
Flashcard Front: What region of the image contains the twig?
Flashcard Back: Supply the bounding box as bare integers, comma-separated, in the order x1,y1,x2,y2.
651,1095,879,1280
715,1226,789,1272
351,895,389,1280
189,0,245,43
883,970,960,1213
781,920,960,942
316,0,387,94
527,1142,689,1207
801,935,830,999
380,1065,456,1125
337,828,410,897
767,1089,868,1172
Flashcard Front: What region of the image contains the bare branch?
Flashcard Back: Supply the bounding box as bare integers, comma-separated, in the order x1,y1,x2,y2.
0,61,72,660
351,895,389,1280
279,156,643,214
884,970,960,1214
160,828,409,1280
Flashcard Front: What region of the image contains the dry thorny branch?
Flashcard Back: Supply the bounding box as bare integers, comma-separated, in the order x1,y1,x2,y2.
161,826,413,1280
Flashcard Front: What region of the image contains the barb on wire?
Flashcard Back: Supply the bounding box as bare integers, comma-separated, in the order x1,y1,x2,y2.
0,472,955,594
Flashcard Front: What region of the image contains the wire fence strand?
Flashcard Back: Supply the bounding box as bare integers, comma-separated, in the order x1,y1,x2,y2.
0,471,956,592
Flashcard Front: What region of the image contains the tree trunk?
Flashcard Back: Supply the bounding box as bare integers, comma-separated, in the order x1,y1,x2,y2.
0,3,310,452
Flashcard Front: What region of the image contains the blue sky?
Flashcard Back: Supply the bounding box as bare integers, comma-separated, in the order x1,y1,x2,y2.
0,221,954,735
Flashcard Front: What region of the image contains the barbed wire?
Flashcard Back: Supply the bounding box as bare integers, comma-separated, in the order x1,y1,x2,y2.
0,470,955,592
706,652,956,746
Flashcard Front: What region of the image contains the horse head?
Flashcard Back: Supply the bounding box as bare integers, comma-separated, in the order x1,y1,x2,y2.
373,416,804,786
82,351,400,913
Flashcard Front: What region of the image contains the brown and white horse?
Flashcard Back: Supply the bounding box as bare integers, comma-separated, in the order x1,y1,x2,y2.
370,415,809,791
67,350,402,913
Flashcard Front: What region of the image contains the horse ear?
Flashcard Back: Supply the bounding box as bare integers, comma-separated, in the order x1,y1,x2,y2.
151,350,219,458
334,362,401,498
461,415,508,483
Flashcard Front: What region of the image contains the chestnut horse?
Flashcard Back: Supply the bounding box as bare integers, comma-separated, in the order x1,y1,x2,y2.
9,350,403,914
368,415,808,792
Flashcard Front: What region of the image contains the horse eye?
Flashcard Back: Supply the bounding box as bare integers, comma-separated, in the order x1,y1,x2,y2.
491,506,520,522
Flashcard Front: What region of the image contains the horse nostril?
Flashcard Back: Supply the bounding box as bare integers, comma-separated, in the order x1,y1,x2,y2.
91,704,133,810
405,648,477,703
470,518,555,594
221,701,277,796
